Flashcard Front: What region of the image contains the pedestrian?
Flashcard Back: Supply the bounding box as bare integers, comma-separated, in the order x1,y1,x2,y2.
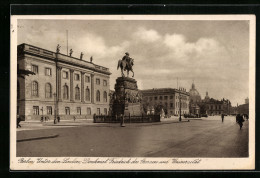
17,115,21,128
73,116,76,122
236,114,244,130
221,114,224,123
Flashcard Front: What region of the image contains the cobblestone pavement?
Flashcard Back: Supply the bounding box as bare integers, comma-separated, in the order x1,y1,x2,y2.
16,116,249,157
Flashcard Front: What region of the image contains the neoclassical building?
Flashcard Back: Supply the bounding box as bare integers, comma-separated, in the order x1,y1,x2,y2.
17,44,111,121
141,88,190,116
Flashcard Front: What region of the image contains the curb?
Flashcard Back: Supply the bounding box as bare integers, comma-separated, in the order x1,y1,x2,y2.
17,134,59,142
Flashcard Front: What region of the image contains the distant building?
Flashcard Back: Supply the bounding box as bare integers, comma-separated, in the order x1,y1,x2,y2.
236,97,249,115
188,82,231,116
141,88,190,116
245,97,249,104
17,43,111,121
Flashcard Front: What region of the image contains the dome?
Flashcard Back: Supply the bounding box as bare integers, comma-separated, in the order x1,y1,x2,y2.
189,83,201,103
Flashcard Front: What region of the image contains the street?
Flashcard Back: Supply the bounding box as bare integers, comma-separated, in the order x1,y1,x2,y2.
16,116,249,157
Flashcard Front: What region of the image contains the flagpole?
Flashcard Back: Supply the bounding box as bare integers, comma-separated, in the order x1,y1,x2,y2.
66,30,68,55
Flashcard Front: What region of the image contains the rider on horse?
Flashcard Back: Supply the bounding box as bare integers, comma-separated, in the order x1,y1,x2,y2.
122,52,131,70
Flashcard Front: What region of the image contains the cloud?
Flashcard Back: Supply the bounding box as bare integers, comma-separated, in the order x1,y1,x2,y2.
133,27,162,43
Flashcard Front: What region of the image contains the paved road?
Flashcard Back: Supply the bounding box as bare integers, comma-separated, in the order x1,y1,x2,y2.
16,116,249,157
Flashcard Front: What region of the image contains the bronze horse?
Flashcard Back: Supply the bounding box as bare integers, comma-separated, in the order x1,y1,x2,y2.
117,58,134,77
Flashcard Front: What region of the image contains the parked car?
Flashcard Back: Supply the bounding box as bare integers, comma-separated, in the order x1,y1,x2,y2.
201,114,208,117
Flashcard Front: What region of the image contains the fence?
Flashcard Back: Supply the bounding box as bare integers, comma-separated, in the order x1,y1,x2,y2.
93,114,160,123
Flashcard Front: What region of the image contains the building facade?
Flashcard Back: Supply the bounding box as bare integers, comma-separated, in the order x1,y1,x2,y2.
17,44,111,121
141,88,190,116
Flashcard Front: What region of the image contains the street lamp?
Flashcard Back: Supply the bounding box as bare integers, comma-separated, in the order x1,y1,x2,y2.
179,90,182,122
40,106,43,122
53,92,57,124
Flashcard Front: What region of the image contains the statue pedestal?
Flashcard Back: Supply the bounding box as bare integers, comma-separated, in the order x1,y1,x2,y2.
112,77,143,116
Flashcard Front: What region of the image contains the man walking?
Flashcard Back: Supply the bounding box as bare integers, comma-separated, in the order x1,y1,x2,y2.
221,114,224,123
17,115,21,128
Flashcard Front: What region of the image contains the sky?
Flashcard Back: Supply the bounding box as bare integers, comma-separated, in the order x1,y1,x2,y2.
17,19,250,106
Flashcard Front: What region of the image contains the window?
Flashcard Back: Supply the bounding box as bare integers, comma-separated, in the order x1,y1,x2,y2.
45,83,52,98
103,91,107,102
154,96,157,100
65,107,70,115
165,102,168,107
97,108,100,115
31,65,38,74
87,107,91,115
45,68,52,76
33,106,39,115
75,86,80,100
77,107,81,115
74,74,80,80
32,81,38,96
85,87,90,101
219,105,221,109
17,81,20,99
96,90,100,102
164,96,168,100
103,80,107,86
104,108,108,115
47,106,52,115
63,71,68,79
63,84,69,99
85,76,90,83
170,103,173,108
170,95,173,99
159,96,162,100
96,78,100,85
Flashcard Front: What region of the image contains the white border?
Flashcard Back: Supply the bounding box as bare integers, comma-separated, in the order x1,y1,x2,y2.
10,15,255,170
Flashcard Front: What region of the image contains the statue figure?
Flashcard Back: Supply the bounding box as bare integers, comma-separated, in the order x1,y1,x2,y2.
69,49,73,57
117,52,135,77
90,56,93,63
80,52,84,60
56,44,61,53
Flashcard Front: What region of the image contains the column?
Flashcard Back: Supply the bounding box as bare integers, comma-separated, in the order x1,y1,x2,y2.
81,71,85,103
70,69,74,102
91,73,94,103
57,66,62,101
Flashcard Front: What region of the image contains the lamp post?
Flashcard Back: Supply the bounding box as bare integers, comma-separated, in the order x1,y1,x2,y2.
53,92,57,124
179,90,182,122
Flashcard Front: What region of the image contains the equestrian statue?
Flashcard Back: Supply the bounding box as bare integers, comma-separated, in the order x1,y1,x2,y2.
117,52,135,78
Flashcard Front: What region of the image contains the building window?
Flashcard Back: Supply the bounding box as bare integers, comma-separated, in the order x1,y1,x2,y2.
47,106,52,115
63,71,68,79
159,96,162,100
170,103,173,108
45,68,52,76
65,107,70,115
31,65,38,74
96,90,100,102
165,102,168,107
103,91,107,102
17,81,20,99
87,107,91,115
164,96,168,100
97,108,100,115
75,86,80,100
74,74,80,81
85,87,90,101
104,108,107,115
219,105,221,109
63,84,69,100
85,76,90,83
154,96,157,100
77,107,81,115
96,78,100,85
32,81,38,96
103,80,107,86
33,106,39,115
170,95,173,99
45,83,52,98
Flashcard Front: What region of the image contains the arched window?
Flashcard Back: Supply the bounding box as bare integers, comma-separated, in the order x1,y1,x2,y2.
32,81,38,96
96,90,100,102
17,81,20,99
75,86,80,100
63,84,69,99
85,87,90,101
45,83,52,98
103,91,107,102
